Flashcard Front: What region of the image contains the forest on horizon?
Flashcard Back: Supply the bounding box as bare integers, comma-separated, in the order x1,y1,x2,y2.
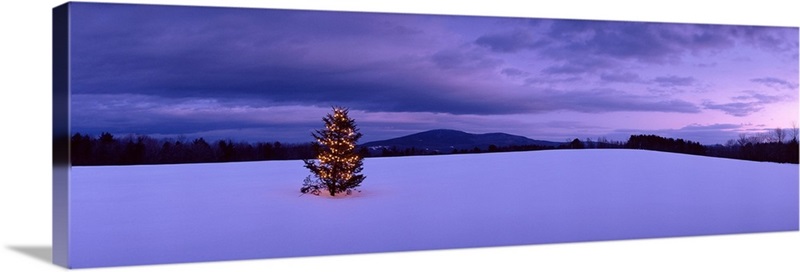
68,128,799,166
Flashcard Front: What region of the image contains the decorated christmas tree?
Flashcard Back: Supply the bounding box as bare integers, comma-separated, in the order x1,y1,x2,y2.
302,107,366,196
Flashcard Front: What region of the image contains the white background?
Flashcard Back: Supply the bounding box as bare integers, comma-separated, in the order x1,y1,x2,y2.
1,0,798,271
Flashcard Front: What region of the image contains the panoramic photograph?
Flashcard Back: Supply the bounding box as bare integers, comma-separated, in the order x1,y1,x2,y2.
59,2,798,268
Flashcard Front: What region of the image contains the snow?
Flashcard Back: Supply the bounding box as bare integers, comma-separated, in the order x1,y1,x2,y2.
68,149,799,268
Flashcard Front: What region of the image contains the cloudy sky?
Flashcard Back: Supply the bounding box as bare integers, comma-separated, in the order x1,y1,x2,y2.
68,2,799,144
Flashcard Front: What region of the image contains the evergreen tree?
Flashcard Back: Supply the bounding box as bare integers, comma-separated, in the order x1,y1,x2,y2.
302,107,366,196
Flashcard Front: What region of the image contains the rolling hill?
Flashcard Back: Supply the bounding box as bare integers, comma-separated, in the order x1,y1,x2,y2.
361,129,562,153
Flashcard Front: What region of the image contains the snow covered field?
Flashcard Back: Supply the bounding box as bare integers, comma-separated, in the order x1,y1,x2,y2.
68,149,799,268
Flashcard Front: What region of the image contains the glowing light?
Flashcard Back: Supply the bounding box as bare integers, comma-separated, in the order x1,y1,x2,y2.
302,106,366,196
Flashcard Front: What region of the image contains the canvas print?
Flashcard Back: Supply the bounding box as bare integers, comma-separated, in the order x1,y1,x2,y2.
53,2,799,268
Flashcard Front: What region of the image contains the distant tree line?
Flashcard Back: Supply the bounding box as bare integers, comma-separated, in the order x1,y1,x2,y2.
70,132,314,166
617,129,797,164
561,137,627,149
71,128,798,166
704,128,799,164
624,135,706,155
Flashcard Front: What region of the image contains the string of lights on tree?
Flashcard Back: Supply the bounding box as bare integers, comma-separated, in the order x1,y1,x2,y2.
302,107,366,196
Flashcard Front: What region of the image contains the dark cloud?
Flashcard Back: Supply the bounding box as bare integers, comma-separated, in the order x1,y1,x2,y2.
731,92,785,103
70,4,445,113
730,26,799,55
475,19,739,64
540,57,612,75
751,77,798,90
599,72,642,83
542,20,741,65
653,76,696,87
684,29,736,51
477,20,766,85
703,102,762,117
704,91,786,117
536,89,701,114
500,68,529,77
524,76,583,86
545,21,677,63
71,3,528,118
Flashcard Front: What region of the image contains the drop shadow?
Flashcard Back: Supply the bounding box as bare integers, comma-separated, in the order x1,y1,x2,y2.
7,245,53,265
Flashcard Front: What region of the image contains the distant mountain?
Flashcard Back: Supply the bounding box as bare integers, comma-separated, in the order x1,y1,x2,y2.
361,129,562,153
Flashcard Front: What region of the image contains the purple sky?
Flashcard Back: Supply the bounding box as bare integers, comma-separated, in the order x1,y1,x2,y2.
69,3,799,144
